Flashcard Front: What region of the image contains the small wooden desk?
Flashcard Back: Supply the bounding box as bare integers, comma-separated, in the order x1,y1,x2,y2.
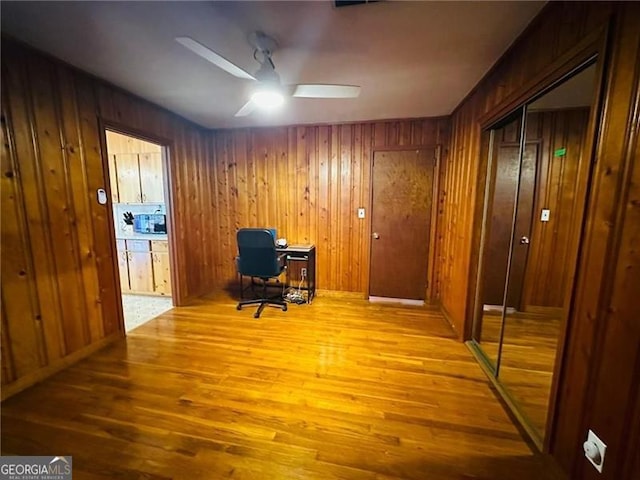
277,244,316,303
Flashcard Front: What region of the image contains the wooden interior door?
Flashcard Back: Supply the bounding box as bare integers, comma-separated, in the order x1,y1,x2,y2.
507,144,537,309
482,144,537,309
369,149,435,300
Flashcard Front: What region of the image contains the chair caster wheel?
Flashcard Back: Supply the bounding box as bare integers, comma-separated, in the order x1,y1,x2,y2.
253,313,260,318
282,305,287,311
236,305,242,310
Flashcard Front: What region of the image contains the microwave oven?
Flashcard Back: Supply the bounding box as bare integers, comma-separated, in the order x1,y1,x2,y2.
133,214,167,234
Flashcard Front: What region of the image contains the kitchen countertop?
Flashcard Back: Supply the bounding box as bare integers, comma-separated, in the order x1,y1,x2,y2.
115,232,168,241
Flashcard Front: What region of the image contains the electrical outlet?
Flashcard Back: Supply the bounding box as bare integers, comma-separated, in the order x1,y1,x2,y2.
583,429,606,473
301,268,307,278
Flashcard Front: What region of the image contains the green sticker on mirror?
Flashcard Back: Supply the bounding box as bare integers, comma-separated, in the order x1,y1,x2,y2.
554,147,567,157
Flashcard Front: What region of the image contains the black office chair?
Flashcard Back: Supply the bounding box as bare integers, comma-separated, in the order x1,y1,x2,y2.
236,228,288,318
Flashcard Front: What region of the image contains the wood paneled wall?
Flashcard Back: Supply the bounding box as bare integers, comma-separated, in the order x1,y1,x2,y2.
2,3,638,477
441,2,613,335
0,40,214,398
442,2,639,478
551,5,640,479
0,39,448,396
1,45,122,394
522,108,590,310
208,119,449,293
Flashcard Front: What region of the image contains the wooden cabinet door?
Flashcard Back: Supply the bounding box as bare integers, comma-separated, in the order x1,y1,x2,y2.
139,153,164,203
116,240,130,292
115,153,142,203
128,251,153,293
152,252,171,295
151,241,171,295
126,240,152,292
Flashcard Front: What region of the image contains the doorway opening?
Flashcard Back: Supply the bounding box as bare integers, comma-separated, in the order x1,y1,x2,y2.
105,130,173,332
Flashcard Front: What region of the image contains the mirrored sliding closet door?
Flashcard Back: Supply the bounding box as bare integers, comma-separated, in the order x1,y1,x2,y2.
470,61,599,447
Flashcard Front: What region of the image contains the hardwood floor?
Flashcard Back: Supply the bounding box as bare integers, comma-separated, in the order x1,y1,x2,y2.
1,294,565,479
475,309,562,437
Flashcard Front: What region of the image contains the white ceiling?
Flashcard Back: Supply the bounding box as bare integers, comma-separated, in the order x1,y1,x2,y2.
1,1,545,129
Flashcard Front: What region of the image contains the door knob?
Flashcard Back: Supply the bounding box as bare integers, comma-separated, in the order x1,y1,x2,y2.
520,236,530,245
372,232,380,239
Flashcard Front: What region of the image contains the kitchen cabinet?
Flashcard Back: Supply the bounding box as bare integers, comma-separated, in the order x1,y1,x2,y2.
139,153,164,203
113,152,164,204
116,239,171,296
116,239,130,293
151,241,171,295
127,240,154,293
115,153,142,203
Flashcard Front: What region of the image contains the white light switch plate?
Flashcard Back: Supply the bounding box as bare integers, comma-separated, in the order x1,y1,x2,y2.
358,208,366,219
541,209,550,222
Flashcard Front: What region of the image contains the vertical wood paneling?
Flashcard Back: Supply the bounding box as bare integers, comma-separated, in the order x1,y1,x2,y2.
1,78,44,378
521,109,590,309
3,39,446,395
1,40,214,398
442,2,639,478
2,5,637,480
206,119,448,293
75,74,120,338
0,302,15,385
55,65,103,344
12,60,70,365
552,5,640,478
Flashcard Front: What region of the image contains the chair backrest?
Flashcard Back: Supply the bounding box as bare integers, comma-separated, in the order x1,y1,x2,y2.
236,228,281,278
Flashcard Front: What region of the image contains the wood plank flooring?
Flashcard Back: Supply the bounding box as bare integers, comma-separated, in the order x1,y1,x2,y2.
1,294,565,479
476,310,562,436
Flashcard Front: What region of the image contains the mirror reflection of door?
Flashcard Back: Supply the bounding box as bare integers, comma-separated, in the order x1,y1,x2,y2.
369,148,436,301
482,143,537,310
472,111,525,367
471,62,598,446
499,63,597,440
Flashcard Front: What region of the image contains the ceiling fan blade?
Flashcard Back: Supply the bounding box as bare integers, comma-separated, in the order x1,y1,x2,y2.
176,36,256,81
293,84,361,99
234,100,257,117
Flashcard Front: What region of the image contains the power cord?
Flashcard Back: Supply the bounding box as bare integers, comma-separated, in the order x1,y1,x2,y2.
284,271,308,304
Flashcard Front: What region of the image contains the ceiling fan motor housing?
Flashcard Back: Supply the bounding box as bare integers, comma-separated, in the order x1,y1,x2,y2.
249,31,278,57
254,61,281,86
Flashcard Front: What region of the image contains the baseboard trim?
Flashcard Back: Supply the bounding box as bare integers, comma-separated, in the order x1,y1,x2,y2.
1,332,122,401
369,296,425,306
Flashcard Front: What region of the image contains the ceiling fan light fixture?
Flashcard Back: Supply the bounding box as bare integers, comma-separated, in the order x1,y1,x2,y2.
251,88,284,110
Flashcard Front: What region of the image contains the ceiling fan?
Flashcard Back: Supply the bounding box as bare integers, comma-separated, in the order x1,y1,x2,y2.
176,32,361,117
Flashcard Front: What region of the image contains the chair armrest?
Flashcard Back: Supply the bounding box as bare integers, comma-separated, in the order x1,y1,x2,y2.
277,253,287,268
